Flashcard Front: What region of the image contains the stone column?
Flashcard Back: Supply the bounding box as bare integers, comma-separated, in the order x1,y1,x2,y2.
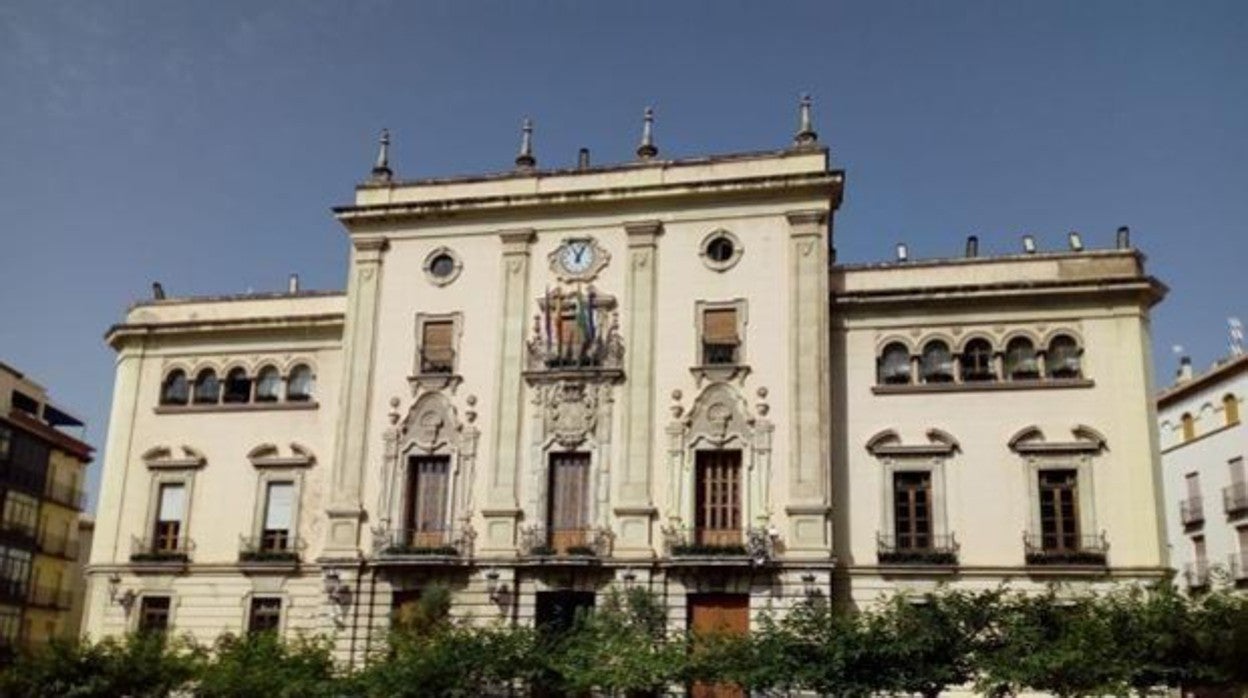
784,210,832,553
615,220,662,555
482,229,536,554
323,236,388,559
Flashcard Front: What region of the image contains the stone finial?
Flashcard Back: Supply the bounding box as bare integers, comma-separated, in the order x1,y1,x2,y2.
370,128,393,183
515,118,536,170
793,93,818,147
636,107,658,160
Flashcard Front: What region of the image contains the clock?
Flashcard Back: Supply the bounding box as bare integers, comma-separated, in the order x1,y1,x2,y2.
550,237,609,281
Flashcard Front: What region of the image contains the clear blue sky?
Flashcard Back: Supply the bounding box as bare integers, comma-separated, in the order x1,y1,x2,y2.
2,1,1246,510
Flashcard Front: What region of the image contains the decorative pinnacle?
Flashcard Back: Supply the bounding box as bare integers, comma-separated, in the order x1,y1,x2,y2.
369,128,392,183
636,107,658,160
793,93,818,147
515,118,536,170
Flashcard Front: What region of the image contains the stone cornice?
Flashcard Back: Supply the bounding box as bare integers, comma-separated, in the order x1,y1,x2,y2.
834,277,1165,309
105,313,345,350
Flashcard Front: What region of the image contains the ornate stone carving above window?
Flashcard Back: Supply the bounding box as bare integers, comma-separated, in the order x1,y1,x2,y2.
525,288,624,383
865,429,961,458
246,443,316,468
540,382,600,449
142,445,206,470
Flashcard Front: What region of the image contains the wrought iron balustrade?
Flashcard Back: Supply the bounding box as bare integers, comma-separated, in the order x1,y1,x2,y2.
1224,483,1248,516
374,525,476,558
130,535,194,563
662,525,778,564
702,342,739,366
519,525,613,558
238,534,304,563
876,533,960,565
419,348,456,375
1180,497,1205,526
1023,532,1108,566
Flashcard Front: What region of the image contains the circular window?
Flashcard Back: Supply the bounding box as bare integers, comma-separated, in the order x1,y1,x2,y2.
429,253,456,278
699,229,743,272
422,248,462,286
706,236,735,263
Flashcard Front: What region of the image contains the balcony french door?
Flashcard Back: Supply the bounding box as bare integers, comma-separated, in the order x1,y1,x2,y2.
547,452,591,553
1039,469,1080,551
405,456,450,547
893,471,932,550
695,450,742,547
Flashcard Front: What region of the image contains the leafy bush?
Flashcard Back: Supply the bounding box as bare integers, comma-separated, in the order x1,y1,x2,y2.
0,632,203,698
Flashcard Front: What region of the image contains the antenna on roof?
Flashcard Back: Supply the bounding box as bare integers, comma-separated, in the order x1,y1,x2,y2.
1230,318,1244,357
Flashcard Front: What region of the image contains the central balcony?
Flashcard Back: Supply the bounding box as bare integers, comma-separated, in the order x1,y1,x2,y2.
662,525,777,566
1023,532,1108,567
373,525,475,565
519,525,613,563
876,533,959,566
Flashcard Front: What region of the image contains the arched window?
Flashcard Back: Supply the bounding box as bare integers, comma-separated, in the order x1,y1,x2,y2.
921,340,954,383
255,366,282,403
878,343,912,385
1046,335,1082,379
192,369,220,405
959,338,995,382
1181,413,1195,442
287,364,314,402
160,370,189,406
223,368,252,404
1005,337,1039,380
1224,394,1240,426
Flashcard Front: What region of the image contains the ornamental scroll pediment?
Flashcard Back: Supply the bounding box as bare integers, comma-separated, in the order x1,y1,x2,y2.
401,392,458,454
686,383,751,448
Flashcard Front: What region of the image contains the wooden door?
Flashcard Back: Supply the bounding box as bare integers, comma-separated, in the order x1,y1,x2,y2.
548,453,591,553
689,594,748,698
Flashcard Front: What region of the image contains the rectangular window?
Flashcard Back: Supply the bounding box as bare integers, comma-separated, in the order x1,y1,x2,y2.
404,456,450,547
138,596,171,633
1193,535,1207,566
547,452,591,553
893,471,932,550
248,597,282,634
0,546,31,602
2,491,37,538
695,450,742,547
420,320,455,374
1038,470,1080,551
261,482,294,552
1238,526,1248,561
0,607,18,644
1231,457,1246,486
1185,472,1202,499
701,307,740,365
154,483,185,552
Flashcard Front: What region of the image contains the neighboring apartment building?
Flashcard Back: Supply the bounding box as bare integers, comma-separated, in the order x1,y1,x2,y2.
1158,353,1248,591
0,362,92,654
84,104,1171,666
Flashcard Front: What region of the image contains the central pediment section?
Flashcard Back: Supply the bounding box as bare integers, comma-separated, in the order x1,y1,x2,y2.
524,287,624,381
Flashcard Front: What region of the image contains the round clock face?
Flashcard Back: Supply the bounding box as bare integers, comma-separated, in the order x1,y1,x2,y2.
559,240,596,275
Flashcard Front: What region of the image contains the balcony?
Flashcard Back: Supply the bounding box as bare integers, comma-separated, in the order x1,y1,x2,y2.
519,525,613,563
239,533,304,566
0,579,27,605
1231,553,1248,583
1179,497,1205,527
27,584,72,610
130,535,194,564
662,525,778,566
877,533,959,566
1023,532,1108,567
44,481,87,511
38,531,80,560
373,525,476,564
1223,483,1248,517
1184,561,1211,591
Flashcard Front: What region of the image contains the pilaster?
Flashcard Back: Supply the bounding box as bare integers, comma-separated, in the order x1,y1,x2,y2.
483,228,536,554
92,347,145,568
616,220,662,555
785,209,832,552
323,236,388,559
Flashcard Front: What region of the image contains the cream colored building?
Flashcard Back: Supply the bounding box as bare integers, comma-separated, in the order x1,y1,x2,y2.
84,105,1170,664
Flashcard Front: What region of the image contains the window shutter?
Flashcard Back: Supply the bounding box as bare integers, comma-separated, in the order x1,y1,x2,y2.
264,482,294,530
158,484,185,523
422,321,454,360
703,308,738,343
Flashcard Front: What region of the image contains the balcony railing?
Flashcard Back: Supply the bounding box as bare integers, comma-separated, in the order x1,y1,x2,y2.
1224,483,1248,516
702,342,740,366
1185,561,1211,590
44,481,87,510
239,534,304,564
38,531,80,560
130,535,194,563
1231,553,1248,582
418,349,456,375
1179,497,1205,527
662,525,778,564
1023,532,1109,566
877,533,960,566
519,525,613,558
374,525,476,559
0,579,28,605
27,584,72,610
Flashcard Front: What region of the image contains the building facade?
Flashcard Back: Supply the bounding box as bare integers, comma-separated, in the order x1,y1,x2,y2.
0,362,92,654
1157,354,1248,592
84,108,1171,665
